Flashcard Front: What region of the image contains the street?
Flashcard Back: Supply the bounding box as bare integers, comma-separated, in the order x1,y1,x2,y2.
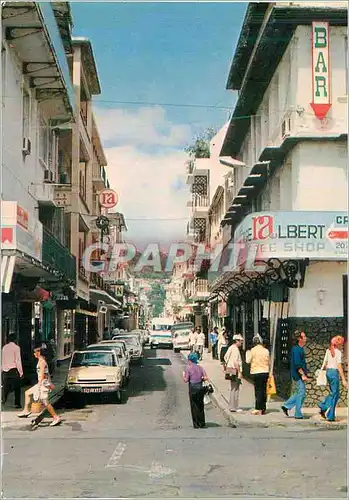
2,347,347,499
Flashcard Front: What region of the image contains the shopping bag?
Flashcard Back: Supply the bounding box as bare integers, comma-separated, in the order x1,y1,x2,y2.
204,394,211,405
316,369,327,387
267,375,277,396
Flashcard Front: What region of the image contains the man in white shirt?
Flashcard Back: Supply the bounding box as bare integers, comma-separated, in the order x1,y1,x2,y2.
189,328,198,353
196,327,206,360
1,334,23,408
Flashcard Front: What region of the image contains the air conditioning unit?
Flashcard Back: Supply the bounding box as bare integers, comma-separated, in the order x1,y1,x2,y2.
22,137,31,156
44,170,54,183
281,115,292,139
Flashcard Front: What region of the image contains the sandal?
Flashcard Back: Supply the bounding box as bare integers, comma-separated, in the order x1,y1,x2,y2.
17,412,31,418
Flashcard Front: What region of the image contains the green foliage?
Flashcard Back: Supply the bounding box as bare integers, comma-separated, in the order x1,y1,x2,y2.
147,282,166,317
185,128,217,173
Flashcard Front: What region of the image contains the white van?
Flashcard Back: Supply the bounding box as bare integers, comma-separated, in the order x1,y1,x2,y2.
150,317,174,349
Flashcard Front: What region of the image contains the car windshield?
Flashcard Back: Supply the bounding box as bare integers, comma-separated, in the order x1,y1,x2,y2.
172,323,193,331
175,331,190,336
71,351,116,368
154,325,171,331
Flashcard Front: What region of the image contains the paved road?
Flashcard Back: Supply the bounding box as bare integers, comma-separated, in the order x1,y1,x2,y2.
2,347,347,499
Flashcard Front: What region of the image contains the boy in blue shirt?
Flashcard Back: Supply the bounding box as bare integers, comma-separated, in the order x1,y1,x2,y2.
209,327,219,360
281,331,309,419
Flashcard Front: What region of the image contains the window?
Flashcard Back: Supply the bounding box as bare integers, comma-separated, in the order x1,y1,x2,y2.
22,90,30,138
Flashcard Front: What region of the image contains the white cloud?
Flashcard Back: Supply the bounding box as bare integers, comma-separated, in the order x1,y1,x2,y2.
94,105,193,246
95,106,192,147
104,145,189,245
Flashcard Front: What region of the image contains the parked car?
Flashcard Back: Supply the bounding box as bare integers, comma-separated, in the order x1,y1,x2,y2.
130,329,146,345
66,349,124,402
112,335,143,362
87,343,130,385
101,338,133,364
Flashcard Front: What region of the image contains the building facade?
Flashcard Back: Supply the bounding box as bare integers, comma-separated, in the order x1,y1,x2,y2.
211,2,348,404
1,2,126,375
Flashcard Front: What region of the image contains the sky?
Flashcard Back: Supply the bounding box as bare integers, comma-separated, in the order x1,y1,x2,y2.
71,1,247,247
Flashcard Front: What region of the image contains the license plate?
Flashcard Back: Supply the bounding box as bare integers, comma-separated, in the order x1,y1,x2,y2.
82,388,102,393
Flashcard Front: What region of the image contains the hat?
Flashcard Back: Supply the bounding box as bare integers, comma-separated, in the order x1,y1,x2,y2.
233,334,244,341
188,352,199,364
252,334,263,344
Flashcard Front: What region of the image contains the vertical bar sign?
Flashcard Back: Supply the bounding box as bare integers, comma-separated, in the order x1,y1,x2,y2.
310,22,331,120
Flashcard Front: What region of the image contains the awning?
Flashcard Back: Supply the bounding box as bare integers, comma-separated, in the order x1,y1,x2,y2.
89,288,122,307
1,255,16,293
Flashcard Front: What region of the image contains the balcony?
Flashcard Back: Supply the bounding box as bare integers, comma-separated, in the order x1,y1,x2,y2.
92,165,106,190
42,227,76,284
187,194,209,209
54,184,72,209
30,182,57,208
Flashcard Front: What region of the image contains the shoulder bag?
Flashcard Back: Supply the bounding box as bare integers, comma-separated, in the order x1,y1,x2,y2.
316,352,327,387
224,348,238,380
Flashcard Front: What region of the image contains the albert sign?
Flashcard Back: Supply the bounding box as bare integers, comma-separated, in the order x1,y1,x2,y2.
99,189,118,209
310,21,331,120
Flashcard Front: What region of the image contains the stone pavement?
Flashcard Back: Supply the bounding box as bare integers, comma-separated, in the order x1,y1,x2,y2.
188,350,347,429
1,361,69,429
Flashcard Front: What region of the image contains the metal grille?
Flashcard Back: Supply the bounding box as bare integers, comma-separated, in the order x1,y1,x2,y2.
192,175,208,196
193,218,206,242
244,302,254,350
275,318,291,369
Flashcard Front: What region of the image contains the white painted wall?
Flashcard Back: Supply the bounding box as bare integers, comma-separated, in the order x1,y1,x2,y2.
2,42,59,232
289,261,346,317
290,141,348,211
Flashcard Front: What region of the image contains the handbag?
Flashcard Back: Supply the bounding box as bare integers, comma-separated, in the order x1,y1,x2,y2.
316,355,327,387
203,381,214,394
267,375,276,396
224,348,238,380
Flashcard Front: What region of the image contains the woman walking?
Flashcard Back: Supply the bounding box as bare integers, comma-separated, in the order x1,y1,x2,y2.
183,352,208,428
318,335,347,422
17,344,61,426
246,334,270,415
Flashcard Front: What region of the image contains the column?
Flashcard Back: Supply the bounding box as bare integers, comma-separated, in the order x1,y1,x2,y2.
56,309,65,360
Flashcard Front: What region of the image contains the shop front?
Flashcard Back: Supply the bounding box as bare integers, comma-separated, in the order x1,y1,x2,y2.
210,210,348,405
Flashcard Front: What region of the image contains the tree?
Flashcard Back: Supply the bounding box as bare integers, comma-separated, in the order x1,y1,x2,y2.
184,128,217,173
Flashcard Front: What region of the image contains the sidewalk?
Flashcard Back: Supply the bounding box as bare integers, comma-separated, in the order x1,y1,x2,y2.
1,361,69,430
195,350,347,430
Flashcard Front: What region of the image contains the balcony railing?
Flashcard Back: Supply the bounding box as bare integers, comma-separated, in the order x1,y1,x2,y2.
195,279,208,294
42,227,76,284
192,194,209,208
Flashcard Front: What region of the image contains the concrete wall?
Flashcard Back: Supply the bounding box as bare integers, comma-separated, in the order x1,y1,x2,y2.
289,261,346,318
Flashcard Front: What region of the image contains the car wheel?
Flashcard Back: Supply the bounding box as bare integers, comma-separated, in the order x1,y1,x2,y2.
174,348,180,353
114,389,123,404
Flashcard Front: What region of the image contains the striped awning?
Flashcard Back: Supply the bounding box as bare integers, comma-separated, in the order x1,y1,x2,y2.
1,255,16,293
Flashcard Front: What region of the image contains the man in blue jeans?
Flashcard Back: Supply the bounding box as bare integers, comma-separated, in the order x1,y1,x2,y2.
281,331,309,419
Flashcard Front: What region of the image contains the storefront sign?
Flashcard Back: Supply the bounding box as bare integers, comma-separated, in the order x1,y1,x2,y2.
17,205,29,230
99,189,118,209
310,21,331,120
1,201,42,261
234,211,348,265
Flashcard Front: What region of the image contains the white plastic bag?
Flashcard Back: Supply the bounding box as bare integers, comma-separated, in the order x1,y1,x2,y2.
316,369,327,387
204,394,211,405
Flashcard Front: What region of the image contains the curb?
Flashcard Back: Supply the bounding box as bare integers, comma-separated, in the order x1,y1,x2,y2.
181,353,347,431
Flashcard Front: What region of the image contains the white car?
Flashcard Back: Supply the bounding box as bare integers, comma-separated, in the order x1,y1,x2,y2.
66,349,124,402
88,343,130,384
113,335,143,362
172,328,191,352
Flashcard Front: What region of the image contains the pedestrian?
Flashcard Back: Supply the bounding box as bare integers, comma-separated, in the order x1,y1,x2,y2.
281,331,309,419
183,352,208,428
224,334,244,413
1,334,23,408
188,329,195,352
218,328,229,365
17,344,61,426
318,335,347,422
246,334,270,415
191,328,199,353
209,327,219,360
196,327,205,361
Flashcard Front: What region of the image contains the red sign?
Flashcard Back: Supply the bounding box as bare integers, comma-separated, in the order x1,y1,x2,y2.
328,229,348,240
1,228,14,244
17,205,29,230
252,215,274,240
99,189,118,209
